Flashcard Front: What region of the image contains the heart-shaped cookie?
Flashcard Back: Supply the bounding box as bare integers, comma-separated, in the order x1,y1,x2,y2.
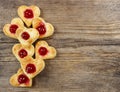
20,56,45,78
12,44,34,61
18,5,40,27
10,69,32,87
16,28,39,47
35,41,56,59
32,17,54,38
3,18,24,39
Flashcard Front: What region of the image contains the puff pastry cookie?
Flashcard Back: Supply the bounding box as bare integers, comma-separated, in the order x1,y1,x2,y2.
32,17,54,38
12,44,34,61
10,69,32,87
3,18,24,39
16,28,39,47
20,56,45,78
3,5,57,87
35,41,56,59
18,5,40,27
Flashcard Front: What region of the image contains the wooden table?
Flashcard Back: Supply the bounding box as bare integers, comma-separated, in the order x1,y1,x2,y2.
0,0,120,92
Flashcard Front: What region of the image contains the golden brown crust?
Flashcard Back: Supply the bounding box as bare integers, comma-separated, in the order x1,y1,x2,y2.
35,41,57,59
32,17,54,38
4,5,56,88
20,56,45,78
15,28,39,47
3,18,24,39
10,69,32,87
18,5,40,27
12,44,34,61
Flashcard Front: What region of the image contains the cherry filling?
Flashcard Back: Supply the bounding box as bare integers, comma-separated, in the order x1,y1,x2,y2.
18,74,29,84
36,22,46,35
24,9,34,18
38,47,48,56
18,49,28,58
9,24,18,34
26,64,36,73
21,32,30,40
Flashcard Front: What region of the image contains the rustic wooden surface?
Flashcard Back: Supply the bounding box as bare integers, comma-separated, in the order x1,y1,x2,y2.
0,0,120,92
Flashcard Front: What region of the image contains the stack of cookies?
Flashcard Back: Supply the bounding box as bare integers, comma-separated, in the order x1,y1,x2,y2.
3,5,57,87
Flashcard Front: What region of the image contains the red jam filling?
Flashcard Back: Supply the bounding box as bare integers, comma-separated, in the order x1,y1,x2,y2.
9,24,18,34
26,63,36,73
18,49,28,58
36,22,46,35
38,47,48,56
18,74,29,84
24,9,34,18
21,32,30,40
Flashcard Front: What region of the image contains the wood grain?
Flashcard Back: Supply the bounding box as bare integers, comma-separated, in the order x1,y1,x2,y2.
0,0,120,92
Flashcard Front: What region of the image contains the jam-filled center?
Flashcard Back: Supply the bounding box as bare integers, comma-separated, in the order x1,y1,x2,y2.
36,22,46,35
18,49,28,58
24,9,34,18
18,74,29,84
26,63,36,73
21,32,30,40
38,47,48,56
9,24,18,34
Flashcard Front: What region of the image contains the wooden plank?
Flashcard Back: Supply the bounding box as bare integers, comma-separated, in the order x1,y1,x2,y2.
1,44,120,62
1,0,120,45
0,60,120,92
